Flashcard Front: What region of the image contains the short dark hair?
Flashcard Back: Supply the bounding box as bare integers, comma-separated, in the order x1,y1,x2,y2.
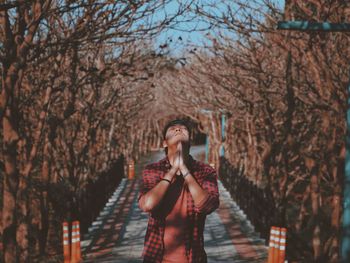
162,119,191,139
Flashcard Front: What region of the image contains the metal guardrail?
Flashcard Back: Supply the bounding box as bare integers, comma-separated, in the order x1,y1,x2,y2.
219,157,276,241
79,155,125,233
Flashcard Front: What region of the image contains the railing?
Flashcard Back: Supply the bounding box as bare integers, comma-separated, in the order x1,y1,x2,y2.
79,155,125,233
219,157,276,241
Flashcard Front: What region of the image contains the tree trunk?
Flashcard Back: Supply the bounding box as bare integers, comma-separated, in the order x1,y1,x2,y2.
295,185,310,232
40,134,50,256
2,68,21,263
310,174,321,260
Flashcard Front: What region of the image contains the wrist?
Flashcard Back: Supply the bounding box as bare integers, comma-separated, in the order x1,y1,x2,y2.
182,170,190,179
180,167,189,175
165,167,177,180
160,178,171,185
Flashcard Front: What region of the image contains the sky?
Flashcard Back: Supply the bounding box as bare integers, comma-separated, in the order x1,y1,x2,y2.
154,0,286,55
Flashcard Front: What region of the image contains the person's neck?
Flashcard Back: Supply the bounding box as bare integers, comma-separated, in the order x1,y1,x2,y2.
167,147,190,166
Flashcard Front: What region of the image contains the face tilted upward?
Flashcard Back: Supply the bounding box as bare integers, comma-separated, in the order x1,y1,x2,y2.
164,124,190,148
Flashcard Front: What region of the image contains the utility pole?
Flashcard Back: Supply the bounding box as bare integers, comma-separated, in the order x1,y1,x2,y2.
220,114,226,157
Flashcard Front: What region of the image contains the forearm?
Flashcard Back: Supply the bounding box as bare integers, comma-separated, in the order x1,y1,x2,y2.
184,173,209,206
140,169,176,212
183,167,219,214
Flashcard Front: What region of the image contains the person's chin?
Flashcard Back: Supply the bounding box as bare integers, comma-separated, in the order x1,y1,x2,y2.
169,137,188,145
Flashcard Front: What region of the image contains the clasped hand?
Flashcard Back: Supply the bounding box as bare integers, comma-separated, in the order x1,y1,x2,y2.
171,142,189,176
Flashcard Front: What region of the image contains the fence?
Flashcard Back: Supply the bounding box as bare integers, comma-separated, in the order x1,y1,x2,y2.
219,157,276,241
79,155,125,233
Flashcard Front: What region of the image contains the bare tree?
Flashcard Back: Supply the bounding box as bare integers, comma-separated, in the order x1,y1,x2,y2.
0,1,193,261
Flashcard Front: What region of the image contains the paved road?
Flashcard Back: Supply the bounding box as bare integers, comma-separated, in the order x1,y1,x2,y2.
82,145,268,262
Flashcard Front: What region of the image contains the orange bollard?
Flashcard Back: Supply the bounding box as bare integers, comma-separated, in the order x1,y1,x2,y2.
62,222,70,263
267,226,276,263
128,160,135,179
273,227,281,263
75,221,82,262
71,221,82,263
278,228,287,263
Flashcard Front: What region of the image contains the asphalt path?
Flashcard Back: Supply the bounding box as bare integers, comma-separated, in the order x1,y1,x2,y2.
82,145,268,262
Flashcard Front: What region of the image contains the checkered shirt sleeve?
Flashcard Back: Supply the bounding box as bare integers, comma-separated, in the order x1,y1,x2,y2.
138,163,165,263
193,164,220,215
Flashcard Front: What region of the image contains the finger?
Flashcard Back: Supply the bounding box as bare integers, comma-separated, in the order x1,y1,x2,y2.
179,150,183,160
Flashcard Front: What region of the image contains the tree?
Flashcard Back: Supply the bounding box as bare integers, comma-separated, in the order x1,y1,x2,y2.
0,1,191,261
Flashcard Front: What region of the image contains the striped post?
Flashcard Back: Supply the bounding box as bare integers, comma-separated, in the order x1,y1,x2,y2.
278,228,287,263
267,226,276,263
273,227,281,263
128,160,135,179
71,221,82,263
62,222,70,263
267,226,288,263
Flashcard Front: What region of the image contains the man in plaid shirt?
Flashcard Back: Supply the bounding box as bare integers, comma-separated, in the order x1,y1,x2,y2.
138,119,220,263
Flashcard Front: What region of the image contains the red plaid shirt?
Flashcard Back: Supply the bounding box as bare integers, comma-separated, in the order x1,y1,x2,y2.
138,155,220,263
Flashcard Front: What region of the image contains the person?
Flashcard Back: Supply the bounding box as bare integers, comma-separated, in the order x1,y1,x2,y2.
138,119,220,263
